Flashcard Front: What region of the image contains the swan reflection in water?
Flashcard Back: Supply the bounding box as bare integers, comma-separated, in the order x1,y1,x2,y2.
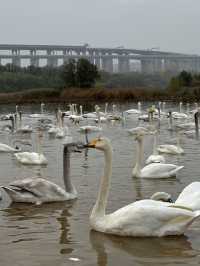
1,201,75,256
90,230,198,266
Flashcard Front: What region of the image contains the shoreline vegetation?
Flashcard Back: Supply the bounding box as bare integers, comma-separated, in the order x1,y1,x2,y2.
0,60,200,103
0,86,199,104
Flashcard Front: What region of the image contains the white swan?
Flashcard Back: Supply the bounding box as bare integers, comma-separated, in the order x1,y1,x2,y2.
151,182,200,211
2,142,82,204
15,130,47,165
150,192,172,202
0,143,21,153
146,131,165,164
79,105,102,142
157,133,184,155
29,103,46,118
172,102,188,119
132,134,183,178
183,112,199,139
15,152,47,165
125,102,141,115
16,111,33,133
86,137,200,237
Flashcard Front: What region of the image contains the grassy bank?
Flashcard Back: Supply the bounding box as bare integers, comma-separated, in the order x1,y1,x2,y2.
0,86,199,104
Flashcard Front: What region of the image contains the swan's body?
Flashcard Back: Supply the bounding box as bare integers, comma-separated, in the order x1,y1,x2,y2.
146,131,165,164
17,125,33,134
172,102,188,119
146,154,165,165
127,126,152,136
157,133,184,155
125,102,141,115
172,112,188,119
157,144,184,155
132,134,183,178
86,137,200,237
133,162,183,179
16,111,33,133
15,152,48,165
0,143,21,153
78,125,102,134
2,143,81,204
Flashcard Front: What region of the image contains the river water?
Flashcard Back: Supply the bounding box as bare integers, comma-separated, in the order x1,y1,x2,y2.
0,102,200,266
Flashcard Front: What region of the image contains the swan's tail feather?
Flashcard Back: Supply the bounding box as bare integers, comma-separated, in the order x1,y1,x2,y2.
194,210,200,218
171,166,184,176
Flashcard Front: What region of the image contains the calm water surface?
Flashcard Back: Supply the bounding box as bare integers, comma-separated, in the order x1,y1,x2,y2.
0,102,200,266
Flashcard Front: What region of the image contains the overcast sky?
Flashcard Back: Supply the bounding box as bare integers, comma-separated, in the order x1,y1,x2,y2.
0,0,199,54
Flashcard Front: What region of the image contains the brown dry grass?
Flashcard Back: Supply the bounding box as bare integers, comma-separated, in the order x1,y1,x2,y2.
0,87,189,104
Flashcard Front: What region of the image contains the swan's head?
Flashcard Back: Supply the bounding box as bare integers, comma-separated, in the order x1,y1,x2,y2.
150,192,173,203
86,137,111,151
64,142,85,153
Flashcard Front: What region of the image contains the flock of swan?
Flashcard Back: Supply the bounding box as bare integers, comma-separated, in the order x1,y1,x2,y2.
0,101,200,237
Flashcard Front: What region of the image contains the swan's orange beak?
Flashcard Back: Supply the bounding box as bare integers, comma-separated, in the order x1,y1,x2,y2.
85,138,98,148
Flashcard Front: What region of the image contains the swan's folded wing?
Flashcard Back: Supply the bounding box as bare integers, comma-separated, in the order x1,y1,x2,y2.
106,200,198,236
175,182,200,211
8,178,63,198
141,163,183,177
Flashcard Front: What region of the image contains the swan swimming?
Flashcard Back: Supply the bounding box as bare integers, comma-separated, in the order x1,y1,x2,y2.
157,132,184,155
2,142,83,204
15,129,47,165
132,133,183,178
145,131,165,164
86,137,200,237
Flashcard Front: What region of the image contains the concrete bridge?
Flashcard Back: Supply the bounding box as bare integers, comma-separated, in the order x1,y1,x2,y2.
0,44,199,74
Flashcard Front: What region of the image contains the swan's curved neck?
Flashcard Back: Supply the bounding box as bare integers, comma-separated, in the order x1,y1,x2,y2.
168,111,173,130
63,145,76,195
133,137,143,177
179,102,182,113
176,133,181,148
153,133,158,155
195,112,199,138
90,146,113,219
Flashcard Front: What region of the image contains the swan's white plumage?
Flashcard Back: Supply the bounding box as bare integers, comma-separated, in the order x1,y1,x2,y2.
87,137,199,237
2,177,76,204
134,163,184,179
0,143,20,152
157,144,184,155
15,152,48,165
145,154,166,164
175,182,200,211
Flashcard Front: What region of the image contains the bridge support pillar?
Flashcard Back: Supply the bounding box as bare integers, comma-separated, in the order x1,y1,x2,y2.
102,57,113,73
163,59,180,73
141,59,154,73
152,58,162,73
118,57,130,73
88,56,95,65
94,57,101,69
47,50,58,67
12,49,21,67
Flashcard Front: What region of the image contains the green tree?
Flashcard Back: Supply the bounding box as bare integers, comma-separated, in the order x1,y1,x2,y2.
62,59,77,87
76,58,99,88
179,71,192,86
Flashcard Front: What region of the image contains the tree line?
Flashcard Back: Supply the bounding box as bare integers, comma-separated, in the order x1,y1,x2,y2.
0,57,189,93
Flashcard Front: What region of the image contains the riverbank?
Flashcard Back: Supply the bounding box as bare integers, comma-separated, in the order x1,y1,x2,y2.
0,87,198,104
